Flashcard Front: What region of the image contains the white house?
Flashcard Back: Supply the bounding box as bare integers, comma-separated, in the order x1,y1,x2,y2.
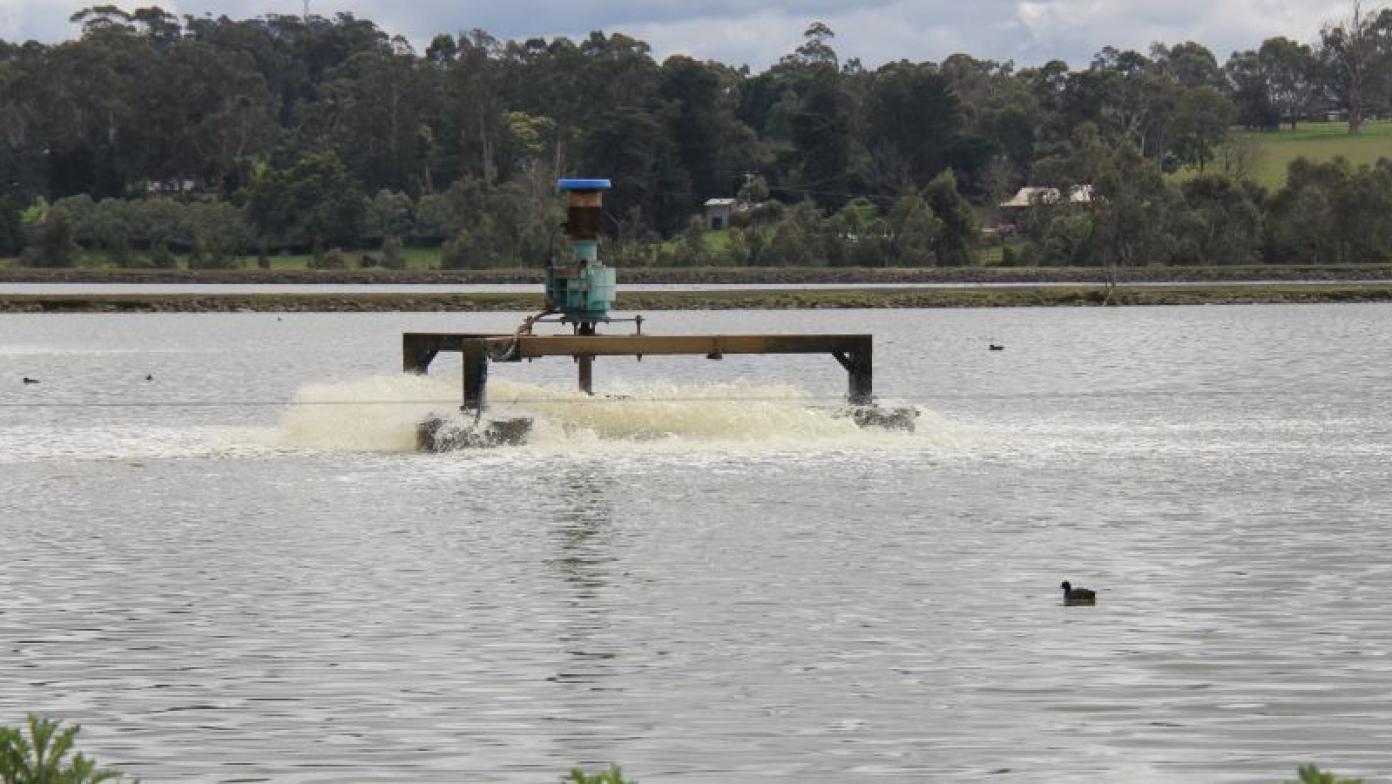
703,198,739,230
999,185,1094,210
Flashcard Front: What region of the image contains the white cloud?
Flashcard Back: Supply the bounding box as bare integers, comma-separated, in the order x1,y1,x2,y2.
0,0,1371,67
1008,0,1350,62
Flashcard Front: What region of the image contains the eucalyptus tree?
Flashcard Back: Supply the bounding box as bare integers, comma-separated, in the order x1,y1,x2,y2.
439,29,506,188
183,15,313,127
658,55,728,205
1151,41,1225,89
938,54,1038,189
1319,0,1392,135
1170,86,1237,171
865,60,964,193
42,21,151,196
311,37,431,194
1225,49,1278,130
1260,37,1319,129
133,37,277,191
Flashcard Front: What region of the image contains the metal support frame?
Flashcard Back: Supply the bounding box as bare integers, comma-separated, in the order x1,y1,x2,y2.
403,332,875,412
576,322,596,396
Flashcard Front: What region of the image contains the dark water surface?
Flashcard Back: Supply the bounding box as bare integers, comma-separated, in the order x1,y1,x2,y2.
2,305,1391,783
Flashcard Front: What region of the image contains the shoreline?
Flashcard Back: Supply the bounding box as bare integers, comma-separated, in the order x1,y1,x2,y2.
6,264,1392,286
4,284,1392,313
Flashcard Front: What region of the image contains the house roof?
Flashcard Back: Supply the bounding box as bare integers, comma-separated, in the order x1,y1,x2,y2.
1000,185,1093,208
704,198,738,208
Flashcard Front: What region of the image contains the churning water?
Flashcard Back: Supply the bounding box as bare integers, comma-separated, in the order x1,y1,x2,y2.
2,306,1392,783
279,374,941,453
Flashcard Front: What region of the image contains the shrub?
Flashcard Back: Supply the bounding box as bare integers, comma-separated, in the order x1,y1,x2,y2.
50,195,97,248
570,765,635,784
381,235,406,270
310,247,348,270
129,199,184,257
440,229,510,269
923,169,977,266
187,234,207,268
184,203,252,269
88,199,135,265
148,242,178,269
244,151,365,248
413,193,451,244
672,216,712,267
888,192,942,266
363,190,415,243
1286,765,1363,784
21,212,78,269
0,714,133,783
0,196,23,257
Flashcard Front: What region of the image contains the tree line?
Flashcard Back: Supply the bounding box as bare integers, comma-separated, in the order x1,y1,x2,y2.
4,3,1392,268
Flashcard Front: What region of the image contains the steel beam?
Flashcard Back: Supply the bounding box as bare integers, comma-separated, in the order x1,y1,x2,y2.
403,333,498,373
405,332,876,409
484,334,871,359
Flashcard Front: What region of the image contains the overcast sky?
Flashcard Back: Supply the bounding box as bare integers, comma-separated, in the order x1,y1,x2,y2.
0,0,1359,69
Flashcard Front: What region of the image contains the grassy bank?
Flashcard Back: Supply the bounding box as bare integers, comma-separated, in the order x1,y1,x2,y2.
1237,120,1392,189
4,283,1392,313
5,264,1392,286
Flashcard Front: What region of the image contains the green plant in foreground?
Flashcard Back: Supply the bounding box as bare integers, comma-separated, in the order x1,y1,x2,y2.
1287,764,1363,784
570,765,635,784
0,715,133,784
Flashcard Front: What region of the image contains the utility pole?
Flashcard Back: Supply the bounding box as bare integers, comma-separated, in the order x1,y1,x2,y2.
303,1,310,23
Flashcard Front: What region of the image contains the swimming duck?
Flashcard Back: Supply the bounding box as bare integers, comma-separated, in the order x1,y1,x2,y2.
989,344,1005,351
1061,581,1096,606
22,377,39,385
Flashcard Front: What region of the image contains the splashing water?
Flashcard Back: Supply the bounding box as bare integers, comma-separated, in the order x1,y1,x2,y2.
277,375,949,453
278,374,459,452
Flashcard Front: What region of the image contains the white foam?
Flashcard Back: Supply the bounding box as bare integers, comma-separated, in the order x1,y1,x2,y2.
0,424,277,464
277,374,461,452
275,375,954,454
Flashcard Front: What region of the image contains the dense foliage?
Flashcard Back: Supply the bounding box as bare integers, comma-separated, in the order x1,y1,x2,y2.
0,715,132,783
5,4,1392,267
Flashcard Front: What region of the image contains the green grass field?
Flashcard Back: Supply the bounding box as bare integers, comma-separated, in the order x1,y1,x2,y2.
1234,120,1392,190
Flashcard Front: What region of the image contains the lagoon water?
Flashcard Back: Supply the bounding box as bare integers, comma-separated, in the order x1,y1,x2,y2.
2,305,1391,783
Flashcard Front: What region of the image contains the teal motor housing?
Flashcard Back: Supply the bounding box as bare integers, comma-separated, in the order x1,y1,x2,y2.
549,178,615,323
547,262,616,323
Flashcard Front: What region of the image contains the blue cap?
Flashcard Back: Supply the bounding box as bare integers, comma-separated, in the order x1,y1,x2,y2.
558,178,612,191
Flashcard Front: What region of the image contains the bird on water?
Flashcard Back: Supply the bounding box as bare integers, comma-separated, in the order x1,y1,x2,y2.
989,344,1005,351
22,377,39,385
1061,581,1096,606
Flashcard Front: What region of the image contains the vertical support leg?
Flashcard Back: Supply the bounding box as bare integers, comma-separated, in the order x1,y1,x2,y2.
845,337,873,406
577,322,596,396
462,339,488,415
403,335,439,374
579,357,594,395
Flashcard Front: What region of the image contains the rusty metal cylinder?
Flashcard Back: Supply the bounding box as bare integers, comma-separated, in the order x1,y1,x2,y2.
566,189,604,240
